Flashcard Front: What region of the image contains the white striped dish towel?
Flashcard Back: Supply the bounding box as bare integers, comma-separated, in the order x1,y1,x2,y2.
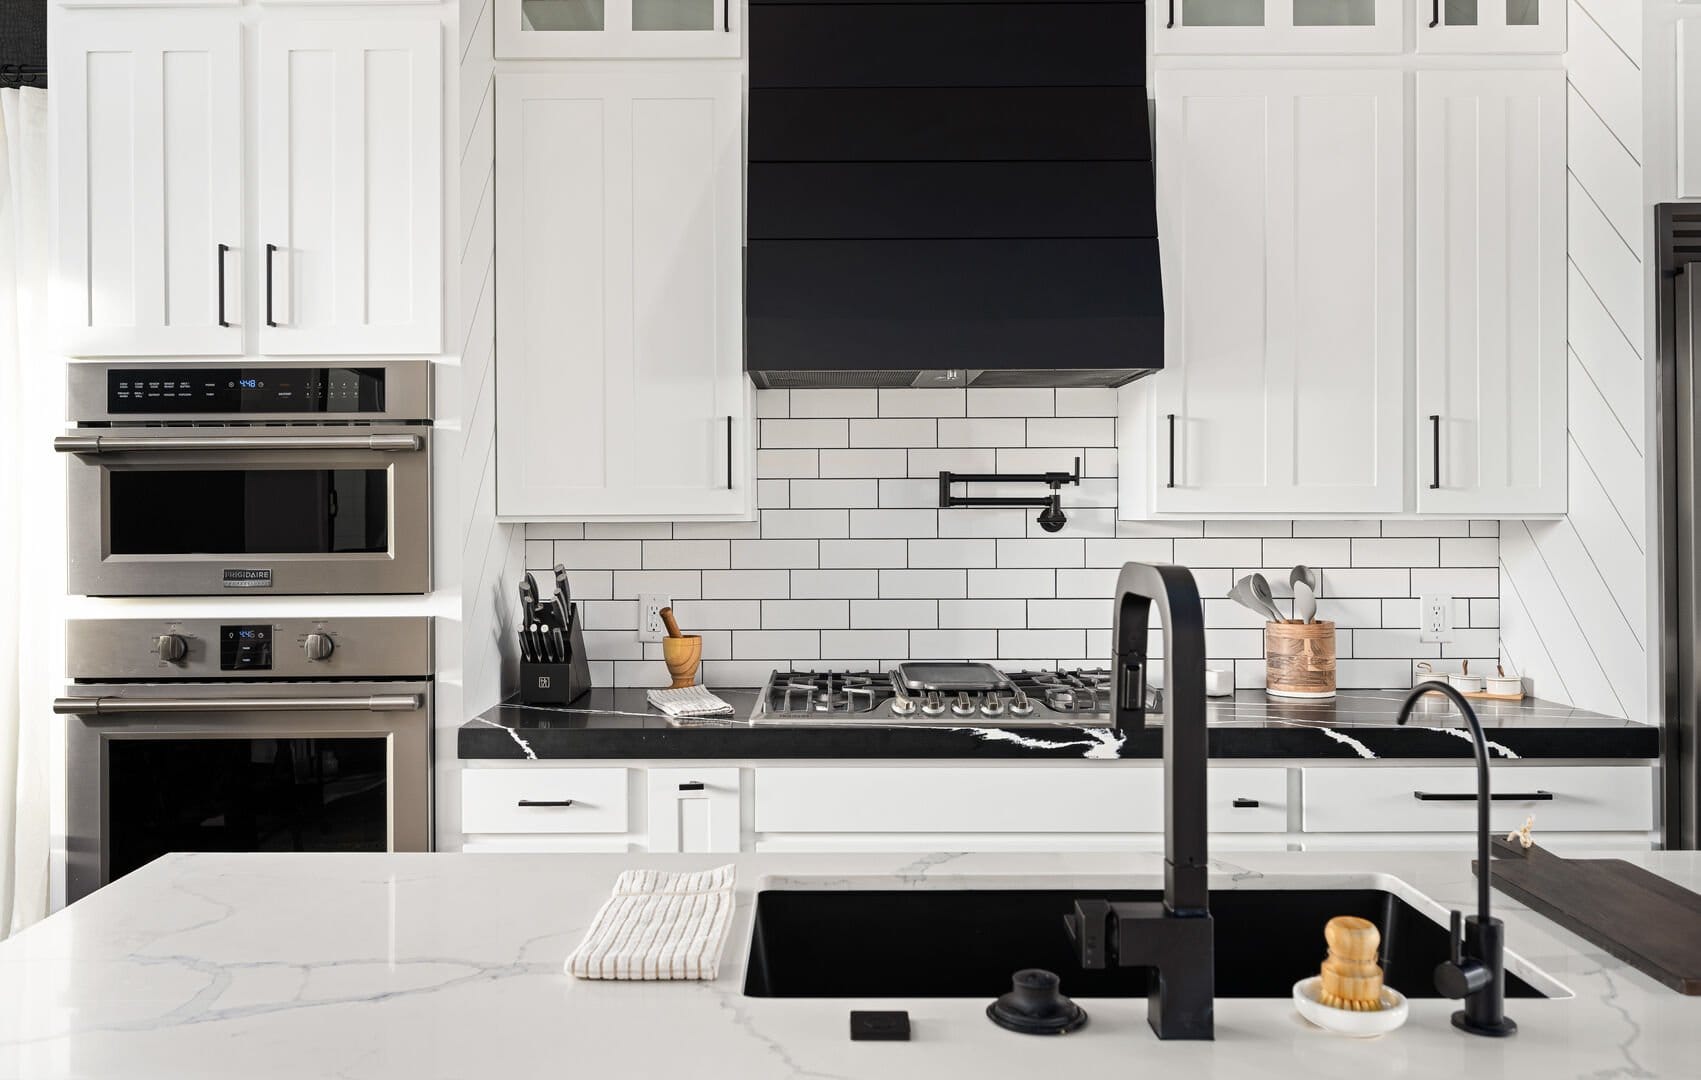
564,865,737,980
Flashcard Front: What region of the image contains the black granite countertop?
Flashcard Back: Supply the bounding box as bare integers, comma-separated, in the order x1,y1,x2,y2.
459,688,1657,761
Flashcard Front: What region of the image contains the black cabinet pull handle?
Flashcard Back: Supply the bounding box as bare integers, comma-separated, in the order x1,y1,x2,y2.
265,243,278,327
678,781,705,792
1413,791,1553,802
216,243,229,327
723,0,729,31
1429,414,1441,489
1429,0,1440,28
1168,1,1176,29
726,416,734,489
1232,798,1259,808
517,798,575,807
1166,413,1177,488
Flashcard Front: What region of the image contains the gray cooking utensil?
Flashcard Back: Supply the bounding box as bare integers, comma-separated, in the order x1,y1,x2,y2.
1249,573,1285,622
1288,564,1319,592
1229,575,1285,624
1293,580,1317,625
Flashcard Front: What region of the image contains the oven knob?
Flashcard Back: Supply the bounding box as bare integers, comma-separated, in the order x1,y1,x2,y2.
152,634,187,663
1008,691,1035,718
950,692,979,718
920,691,947,718
302,633,335,662
891,689,917,717
980,694,1007,720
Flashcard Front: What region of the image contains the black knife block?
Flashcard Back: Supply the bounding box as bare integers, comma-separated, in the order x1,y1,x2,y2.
519,606,592,707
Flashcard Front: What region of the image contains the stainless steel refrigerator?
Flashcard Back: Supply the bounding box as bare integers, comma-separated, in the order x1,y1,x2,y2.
1658,203,1701,848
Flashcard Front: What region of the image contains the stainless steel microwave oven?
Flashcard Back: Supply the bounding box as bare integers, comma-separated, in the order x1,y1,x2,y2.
57,361,432,596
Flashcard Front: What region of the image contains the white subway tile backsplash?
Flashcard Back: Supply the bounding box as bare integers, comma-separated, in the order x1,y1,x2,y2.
760,509,849,539
940,599,1027,628
879,387,965,417
851,599,939,628
790,479,880,509
851,418,936,448
1028,416,1114,447
762,418,848,449
821,448,908,478
762,599,850,630
732,539,818,569
968,387,1054,416
968,568,1056,598
527,392,1499,682
910,538,996,568
820,539,908,569
702,570,790,599
790,388,877,418
852,508,938,539
643,540,730,570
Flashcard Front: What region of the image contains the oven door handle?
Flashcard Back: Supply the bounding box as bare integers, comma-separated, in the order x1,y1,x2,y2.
53,694,422,715
54,434,423,454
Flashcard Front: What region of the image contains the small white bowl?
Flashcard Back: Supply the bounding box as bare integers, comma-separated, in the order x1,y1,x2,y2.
1485,676,1522,696
1292,976,1409,1038
1447,674,1485,694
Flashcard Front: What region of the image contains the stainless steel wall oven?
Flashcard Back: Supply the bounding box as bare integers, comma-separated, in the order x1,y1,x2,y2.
58,361,432,596
56,617,434,902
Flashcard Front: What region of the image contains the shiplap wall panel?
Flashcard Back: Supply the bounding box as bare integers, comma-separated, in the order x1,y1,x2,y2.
1501,0,1650,722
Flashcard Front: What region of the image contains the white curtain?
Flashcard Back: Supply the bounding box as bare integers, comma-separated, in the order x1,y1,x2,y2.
0,86,53,935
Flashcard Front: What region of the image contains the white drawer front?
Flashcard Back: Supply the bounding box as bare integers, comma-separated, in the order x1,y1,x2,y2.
755,767,1289,835
1301,766,1653,833
462,767,629,834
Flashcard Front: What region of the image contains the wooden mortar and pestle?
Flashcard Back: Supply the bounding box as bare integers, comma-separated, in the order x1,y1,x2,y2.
659,607,702,688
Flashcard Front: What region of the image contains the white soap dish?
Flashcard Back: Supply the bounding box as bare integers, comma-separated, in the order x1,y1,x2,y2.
1292,976,1408,1037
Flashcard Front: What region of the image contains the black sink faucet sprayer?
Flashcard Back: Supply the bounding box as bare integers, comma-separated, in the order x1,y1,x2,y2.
1064,563,1214,1040
1396,681,1517,1037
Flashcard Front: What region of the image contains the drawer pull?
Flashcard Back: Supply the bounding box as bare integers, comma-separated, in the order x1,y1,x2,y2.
516,799,576,808
678,781,706,792
1412,790,1553,802
1231,798,1260,808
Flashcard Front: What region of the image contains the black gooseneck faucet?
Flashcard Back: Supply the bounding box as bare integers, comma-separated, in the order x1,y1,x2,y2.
1396,681,1517,1037
1065,563,1214,1040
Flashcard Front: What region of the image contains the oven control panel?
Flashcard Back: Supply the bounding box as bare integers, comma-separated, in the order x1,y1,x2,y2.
219,625,274,671
63,618,434,681
106,367,386,414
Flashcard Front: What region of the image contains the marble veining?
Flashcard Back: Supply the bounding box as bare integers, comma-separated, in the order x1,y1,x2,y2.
947,725,1128,758
1,849,1696,1078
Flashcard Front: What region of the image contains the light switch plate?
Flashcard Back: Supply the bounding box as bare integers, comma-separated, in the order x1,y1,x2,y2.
1419,594,1453,644
638,594,671,643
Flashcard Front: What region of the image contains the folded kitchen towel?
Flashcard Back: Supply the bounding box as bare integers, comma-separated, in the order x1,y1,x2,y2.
564,865,737,980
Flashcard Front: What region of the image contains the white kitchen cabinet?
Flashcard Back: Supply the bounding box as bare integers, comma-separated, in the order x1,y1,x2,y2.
1414,70,1566,515
1301,765,1654,833
646,768,741,853
256,20,442,355
53,15,242,356
462,766,631,834
495,0,740,59
1140,68,1404,516
495,72,751,521
1416,0,1563,53
1154,0,1403,54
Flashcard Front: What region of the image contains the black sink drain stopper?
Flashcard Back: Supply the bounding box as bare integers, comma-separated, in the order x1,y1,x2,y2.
986,969,1088,1035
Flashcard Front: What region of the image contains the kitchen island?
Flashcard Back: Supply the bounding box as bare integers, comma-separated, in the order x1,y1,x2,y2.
0,849,1693,1078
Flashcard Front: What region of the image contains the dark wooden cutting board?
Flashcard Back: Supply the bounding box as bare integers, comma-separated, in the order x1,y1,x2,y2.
1475,836,1701,995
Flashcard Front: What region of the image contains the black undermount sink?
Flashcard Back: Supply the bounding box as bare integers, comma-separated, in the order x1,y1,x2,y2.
743,887,1547,1000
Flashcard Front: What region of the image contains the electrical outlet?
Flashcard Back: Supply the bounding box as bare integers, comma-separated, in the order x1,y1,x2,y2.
1419,594,1454,644
638,594,671,643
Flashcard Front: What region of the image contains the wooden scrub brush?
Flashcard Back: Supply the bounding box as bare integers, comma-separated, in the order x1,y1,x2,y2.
1318,916,1385,1012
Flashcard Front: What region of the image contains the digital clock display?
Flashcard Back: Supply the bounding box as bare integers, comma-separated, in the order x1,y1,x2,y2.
107,368,386,414
238,378,259,389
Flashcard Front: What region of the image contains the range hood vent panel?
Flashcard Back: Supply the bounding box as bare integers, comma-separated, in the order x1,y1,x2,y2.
745,0,1163,390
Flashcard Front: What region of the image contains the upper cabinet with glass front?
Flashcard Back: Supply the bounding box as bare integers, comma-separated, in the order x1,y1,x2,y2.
1154,0,1404,53
496,0,740,58
1417,0,1562,52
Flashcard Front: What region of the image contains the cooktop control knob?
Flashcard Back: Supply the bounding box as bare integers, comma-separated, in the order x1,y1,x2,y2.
890,688,917,716
152,634,187,663
950,692,979,718
920,691,946,717
980,694,1006,719
1008,690,1035,718
302,633,335,662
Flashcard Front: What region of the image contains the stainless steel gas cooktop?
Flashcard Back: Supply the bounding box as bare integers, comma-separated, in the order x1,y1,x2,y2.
750,664,1119,727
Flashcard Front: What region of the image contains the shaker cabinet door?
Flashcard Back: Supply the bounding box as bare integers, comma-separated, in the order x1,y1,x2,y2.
54,15,242,356
256,20,442,355
1149,68,1404,516
1154,0,1403,54
494,72,750,520
1414,70,1566,515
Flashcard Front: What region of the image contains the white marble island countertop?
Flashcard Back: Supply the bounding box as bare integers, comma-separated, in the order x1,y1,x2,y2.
0,849,1695,1079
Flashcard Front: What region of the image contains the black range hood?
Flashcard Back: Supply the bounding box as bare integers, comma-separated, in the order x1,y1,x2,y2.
746,0,1161,390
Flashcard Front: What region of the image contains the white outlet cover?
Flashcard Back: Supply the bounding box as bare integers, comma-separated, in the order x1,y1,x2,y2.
638,594,671,643
1419,594,1453,644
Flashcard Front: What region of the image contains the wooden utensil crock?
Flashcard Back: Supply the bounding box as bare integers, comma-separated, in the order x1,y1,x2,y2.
1265,620,1336,698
